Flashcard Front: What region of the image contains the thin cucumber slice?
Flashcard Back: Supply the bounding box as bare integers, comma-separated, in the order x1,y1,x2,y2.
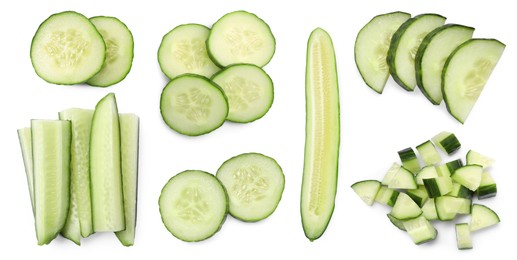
211,64,274,123
456,223,473,249
387,13,446,91
158,24,220,79
301,28,340,241
466,150,494,168
160,74,228,136
375,186,399,207
207,10,275,67
415,24,474,104
354,11,411,93
32,120,71,245
416,140,441,166
87,16,134,87
216,153,284,222
403,215,437,244
159,170,228,242
17,128,35,214
351,180,381,206
398,147,420,174
390,193,422,220
451,165,483,191
470,204,500,231
115,114,140,246
90,93,125,232
30,11,105,85
443,39,505,123
477,171,497,199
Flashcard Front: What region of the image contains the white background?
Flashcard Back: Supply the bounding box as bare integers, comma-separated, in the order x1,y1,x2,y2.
0,0,515,258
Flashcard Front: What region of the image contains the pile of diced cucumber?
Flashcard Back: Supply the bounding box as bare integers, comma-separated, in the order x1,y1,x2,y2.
17,93,139,246
158,10,276,136
351,132,499,250
355,12,505,123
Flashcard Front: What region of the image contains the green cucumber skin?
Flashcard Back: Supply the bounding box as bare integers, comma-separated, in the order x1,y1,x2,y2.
477,185,497,199
440,134,461,154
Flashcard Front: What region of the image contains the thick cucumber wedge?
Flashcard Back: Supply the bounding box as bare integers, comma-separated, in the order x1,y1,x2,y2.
354,11,411,93
387,14,446,91
32,120,71,245
159,170,228,242
115,114,140,246
158,24,220,79
301,28,340,241
18,128,35,214
415,24,474,104
443,39,505,123
90,93,125,232
87,16,134,87
30,11,105,85
207,10,275,67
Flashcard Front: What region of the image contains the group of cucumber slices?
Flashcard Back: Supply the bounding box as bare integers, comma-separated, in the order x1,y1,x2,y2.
18,93,139,246
355,11,505,123
158,10,276,136
351,132,499,249
159,153,284,242
30,11,134,87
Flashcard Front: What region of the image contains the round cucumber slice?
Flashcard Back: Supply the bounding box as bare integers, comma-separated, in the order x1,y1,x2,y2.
216,153,284,222
160,74,228,136
207,10,275,67
211,64,274,123
87,16,134,87
159,170,228,242
30,11,106,85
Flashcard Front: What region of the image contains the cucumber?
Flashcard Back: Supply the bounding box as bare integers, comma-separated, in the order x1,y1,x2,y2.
30,11,106,85
301,28,340,241
470,204,500,231
432,131,461,155
451,165,483,191
351,180,381,206
449,182,474,199
381,163,401,185
415,140,441,166
415,24,474,104
398,147,420,174
158,24,220,79
87,16,134,87
477,171,497,199
387,13,446,91
416,166,439,185
32,120,71,245
406,185,428,207
442,39,505,123
402,215,437,244
216,153,284,222
159,170,228,242
207,10,275,67
388,166,417,190
387,214,406,231
455,223,473,249
354,11,411,93
375,186,399,207
466,150,494,168
390,193,422,220
17,128,35,214
160,74,228,136
423,177,452,198
421,198,438,221
435,196,471,221
90,93,125,232
211,64,274,123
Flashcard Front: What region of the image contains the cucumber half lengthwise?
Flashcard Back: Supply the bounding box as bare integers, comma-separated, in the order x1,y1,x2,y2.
301,28,340,241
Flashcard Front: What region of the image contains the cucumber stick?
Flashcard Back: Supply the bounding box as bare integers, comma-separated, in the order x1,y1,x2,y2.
18,128,35,214
301,28,340,241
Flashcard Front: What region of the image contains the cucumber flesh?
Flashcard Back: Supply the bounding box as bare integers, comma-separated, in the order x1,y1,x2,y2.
451,165,483,191
18,128,35,214
470,204,500,231
351,180,381,206
466,150,494,168
455,223,473,249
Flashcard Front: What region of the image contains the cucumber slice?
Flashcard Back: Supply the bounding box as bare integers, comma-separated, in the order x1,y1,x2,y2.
477,171,497,199
301,28,340,241
470,204,500,231
421,198,438,221
466,150,494,168
390,193,422,220
387,13,446,91
443,39,505,123
158,24,220,79
30,11,105,85
207,11,275,67
90,93,125,232
416,140,441,166
159,170,228,242
375,186,399,207
32,120,71,245
211,64,274,123
351,180,381,206
398,147,420,174
160,74,228,136
415,24,474,104
354,11,411,93
216,153,284,222
402,215,437,244
451,165,483,191
17,128,35,214
455,223,473,249
87,16,134,87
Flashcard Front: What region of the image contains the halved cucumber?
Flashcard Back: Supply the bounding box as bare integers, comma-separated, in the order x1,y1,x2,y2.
87,16,134,87
301,28,340,241
207,10,275,67
158,24,220,79
211,64,274,123
415,24,474,104
160,74,228,136
30,11,106,85
387,13,446,91
159,170,228,242
354,11,411,93
442,39,505,123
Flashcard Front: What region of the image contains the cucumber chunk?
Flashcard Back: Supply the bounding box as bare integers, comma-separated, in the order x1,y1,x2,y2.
435,196,471,221
388,166,417,190
381,163,401,185
387,214,406,231
466,150,495,168
451,165,483,191
477,171,497,199
375,186,399,207
449,182,474,199
406,186,429,207
351,180,381,206
470,204,500,231
442,39,505,123
390,193,422,220
416,140,441,166
416,166,439,185
455,223,473,249
421,198,438,221
432,131,461,155
30,11,106,85
398,147,420,174
403,215,437,244
423,176,452,198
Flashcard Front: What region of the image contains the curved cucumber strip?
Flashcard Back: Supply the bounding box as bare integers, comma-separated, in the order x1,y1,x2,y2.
301,28,340,241
442,39,505,123
211,64,274,123
415,24,474,104
87,16,134,87
354,11,411,93
18,128,35,214
30,11,106,85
